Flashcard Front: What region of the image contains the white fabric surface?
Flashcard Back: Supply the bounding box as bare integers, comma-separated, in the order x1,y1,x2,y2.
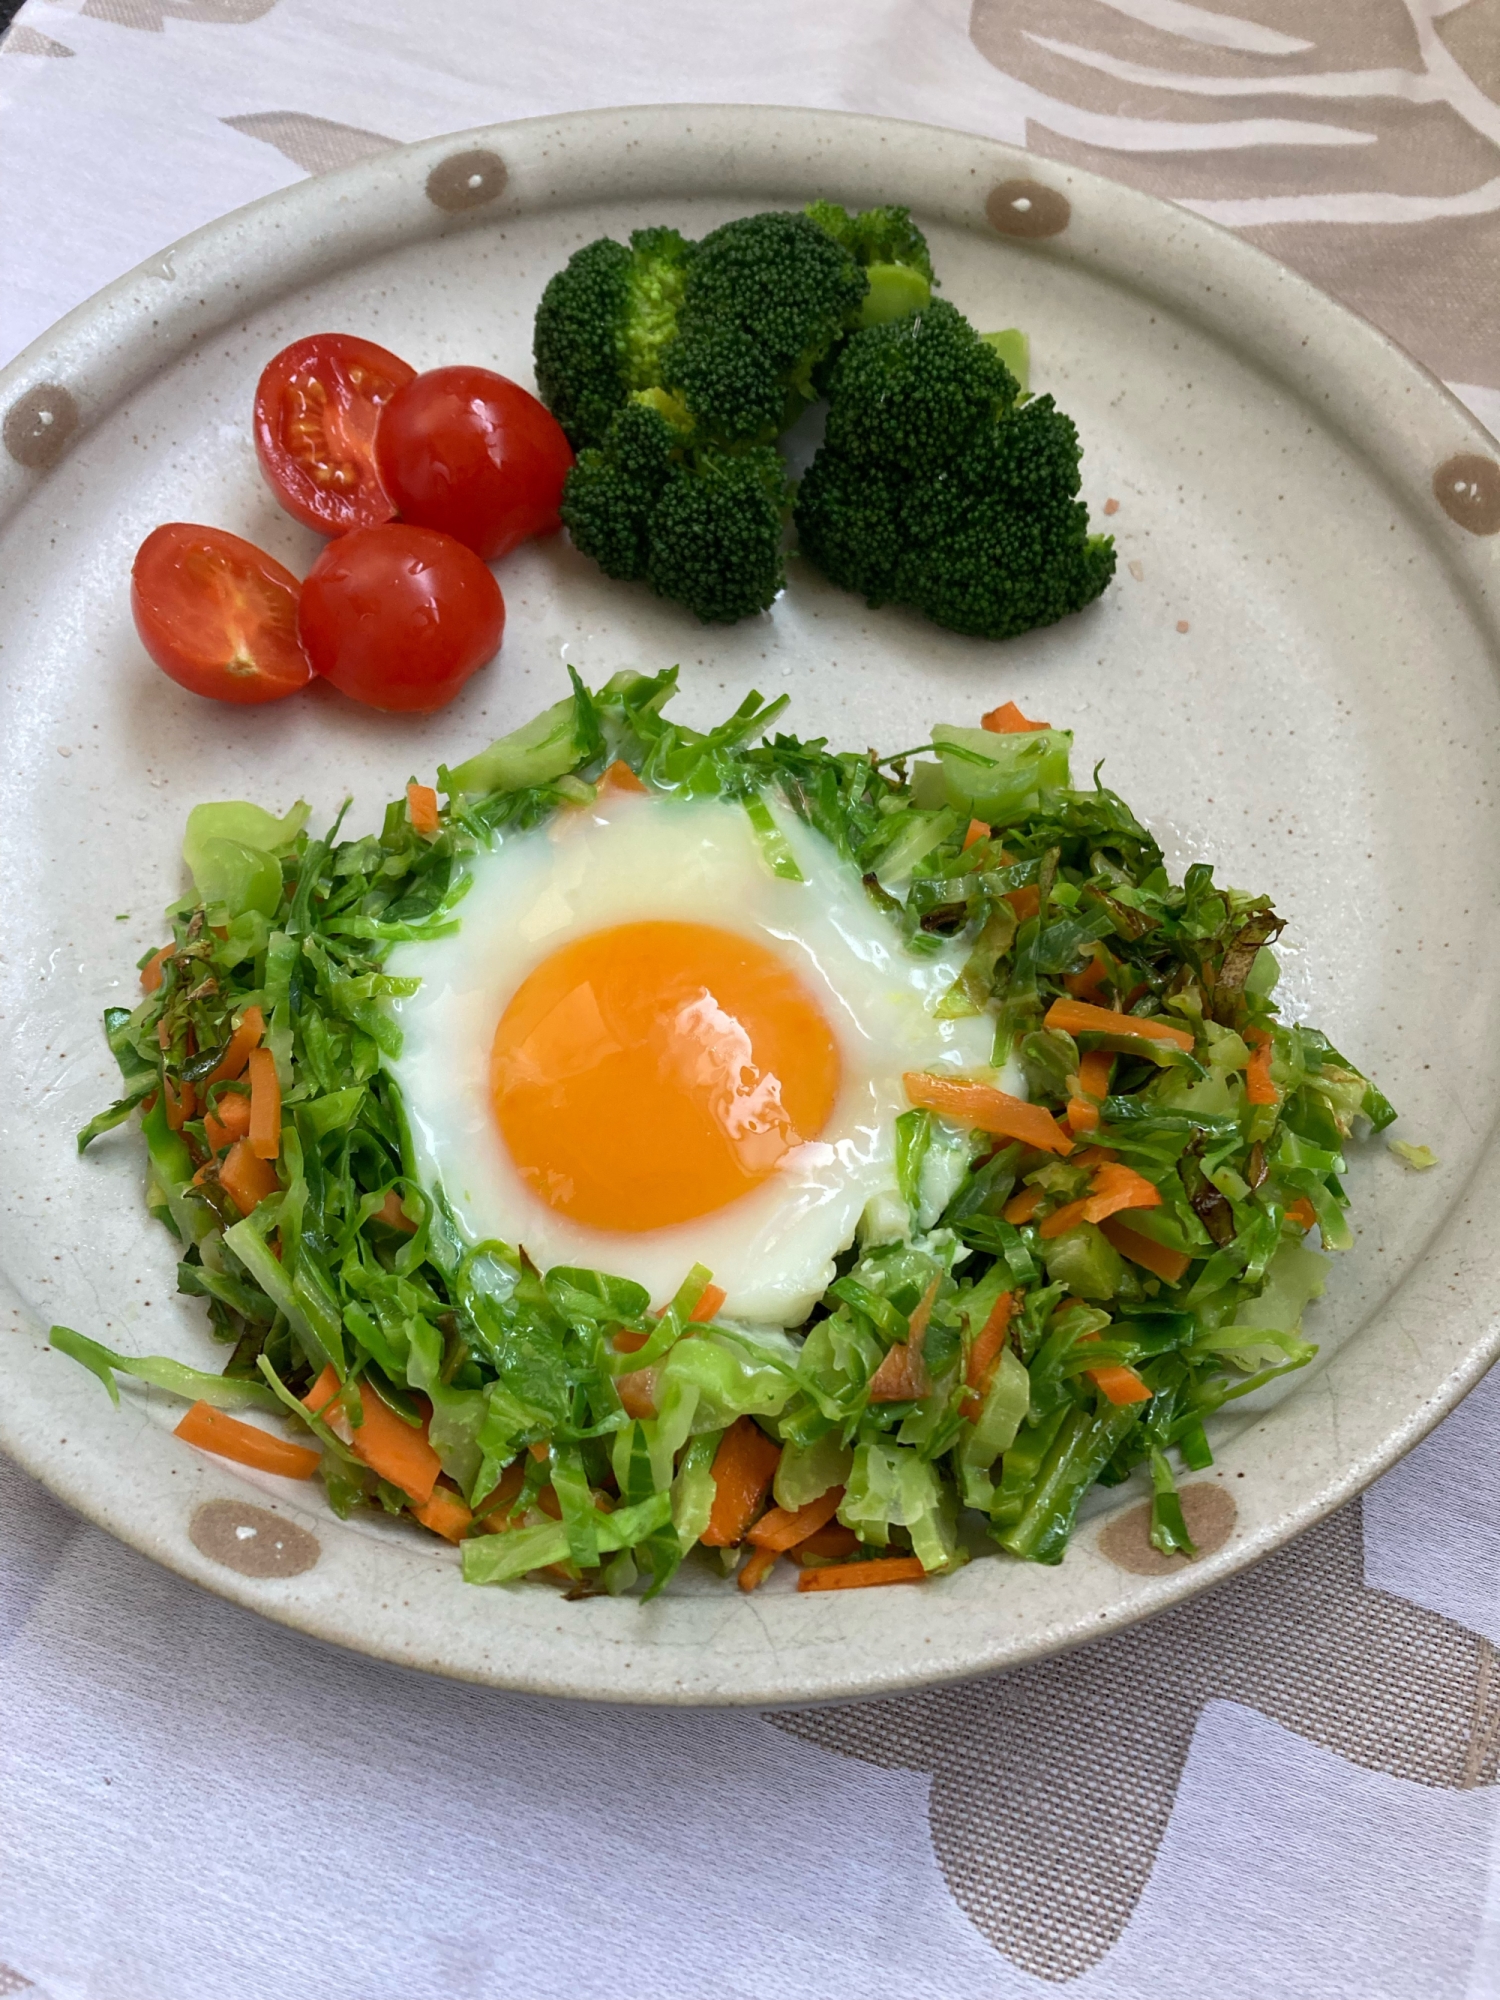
5,1416,1498,2000
3,4,1499,1994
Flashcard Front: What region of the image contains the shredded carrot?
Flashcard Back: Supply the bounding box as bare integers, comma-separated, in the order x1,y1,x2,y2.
1245,1039,1278,1106
527,1440,550,1462
1082,1160,1161,1224
795,1523,862,1562
599,758,648,795
1003,1183,1045,1224
1074,1329,1155,1406
140,944,174,994
203,1090,251,1153
1065,1050,1116,1133
303,1364,340,1416
1006,883,1041,922
1099,1216,1191,1285
797,1555,928,1592
737,1545,780,1593
981,700,1049,734
475,1459,528,1531
1065,1094,1099,1136
1044,997,1194,1053
961,1291,1015,1420
611,1279,720,1394
304,1363,441,1504
412,1481,473,1543
1079,1049,1114,1101
903,1072,1073,1155
700,1416,782,1546
219,1137,279,1217
247,1045,281,1161
748,1491,845,1559
615,1365,660,1420
350,1385,442,1504
162,1073,197,1133
1286,1196,1318,1231
868,1343,931,1402
1064,944,1113,1002
406,781,440,838
962,818,990,852
905,1275,942,1346
868,1274,941,1403
375,1189,417,1233
174,1400,320,1479
1087,1362,1154,1407
207,1005,265,1083
1038,1196,1092,1240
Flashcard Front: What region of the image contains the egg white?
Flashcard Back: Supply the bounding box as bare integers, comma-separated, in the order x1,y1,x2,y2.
386,792,1002,1326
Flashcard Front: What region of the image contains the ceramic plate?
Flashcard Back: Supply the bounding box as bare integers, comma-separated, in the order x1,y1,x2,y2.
2,106,1498,1705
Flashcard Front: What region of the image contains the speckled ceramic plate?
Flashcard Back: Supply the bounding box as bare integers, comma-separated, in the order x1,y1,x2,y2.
2,106,1498,1705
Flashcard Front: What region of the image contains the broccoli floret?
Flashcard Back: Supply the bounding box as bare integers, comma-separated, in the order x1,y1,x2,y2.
533,226,696,449
561,397,789,625
803,201,934,325
662,211,868,445
645,444,790,624
557,397,678,579
794,300,1115,641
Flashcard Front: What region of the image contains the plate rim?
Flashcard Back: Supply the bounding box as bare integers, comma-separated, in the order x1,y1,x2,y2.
2,101,1498,1706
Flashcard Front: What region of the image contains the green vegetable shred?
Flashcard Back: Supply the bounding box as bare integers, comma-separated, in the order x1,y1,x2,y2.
61,668,1391,1596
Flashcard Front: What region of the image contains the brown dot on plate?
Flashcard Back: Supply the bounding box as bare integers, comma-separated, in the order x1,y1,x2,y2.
986,179,1070,241
190,1498,320,1579
1433,453,1500,536
1096,1481,1236,1575
425,148,507,213
1176,619,1190,633
4,382,80,470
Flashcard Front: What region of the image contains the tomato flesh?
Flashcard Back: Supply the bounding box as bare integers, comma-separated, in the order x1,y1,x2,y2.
131,523,312,705
374,366,574,562
255,332,416,536
297,523,505,713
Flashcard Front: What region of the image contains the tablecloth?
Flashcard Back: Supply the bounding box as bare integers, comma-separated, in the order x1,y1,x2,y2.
2,4,1499,1996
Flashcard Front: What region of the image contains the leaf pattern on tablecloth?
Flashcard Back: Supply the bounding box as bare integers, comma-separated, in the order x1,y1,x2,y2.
1,26,76,54
77,0,277,28
221,111,400,175
772,1498,1500,1981
969,0,1500,386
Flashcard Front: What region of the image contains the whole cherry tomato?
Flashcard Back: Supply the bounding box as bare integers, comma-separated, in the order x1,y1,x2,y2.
297,524,504,713
132,523,312,704
374,366,574,561
254,332,415,536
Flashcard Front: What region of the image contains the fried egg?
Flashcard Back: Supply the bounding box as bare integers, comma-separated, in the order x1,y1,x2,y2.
386,789,999,1325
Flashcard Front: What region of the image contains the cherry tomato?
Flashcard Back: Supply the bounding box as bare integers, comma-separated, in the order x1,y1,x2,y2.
254,332,416,536
374,366,574,561
131,523,312,705
297,524,504,713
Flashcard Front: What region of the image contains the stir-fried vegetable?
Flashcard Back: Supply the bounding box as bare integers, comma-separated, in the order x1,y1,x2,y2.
59,668,1396,1592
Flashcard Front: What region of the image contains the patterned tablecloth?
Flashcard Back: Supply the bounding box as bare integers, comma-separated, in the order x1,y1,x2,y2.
2,5,1499,1996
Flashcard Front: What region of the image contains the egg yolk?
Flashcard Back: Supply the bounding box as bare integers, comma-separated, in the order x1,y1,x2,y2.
490,920,842,1233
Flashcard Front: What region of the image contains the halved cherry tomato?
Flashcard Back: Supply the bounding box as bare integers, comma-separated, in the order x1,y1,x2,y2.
131,523,312,705
254,332,416,536
297,524,504,713
374,366,574,561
